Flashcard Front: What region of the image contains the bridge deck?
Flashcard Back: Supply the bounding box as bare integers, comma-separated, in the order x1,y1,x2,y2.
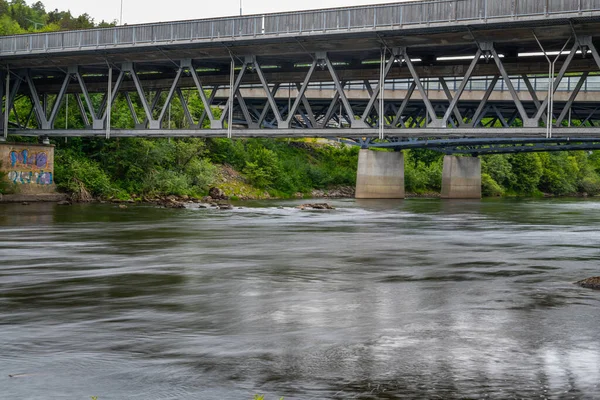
2,0,600,60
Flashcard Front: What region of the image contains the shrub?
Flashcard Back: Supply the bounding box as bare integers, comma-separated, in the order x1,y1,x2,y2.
185,158,218,192
507,153,543,194
54,152,119,200
580,175,600,195
481,173,504,197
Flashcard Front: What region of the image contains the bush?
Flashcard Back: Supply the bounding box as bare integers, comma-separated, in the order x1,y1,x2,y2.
185,158,218,192
580,175,600,195
404,150,442,193
508,153,543,194
481,173,504,197
538,152,579,195
141,169,192,196
54,152,120,200
482,154,514,189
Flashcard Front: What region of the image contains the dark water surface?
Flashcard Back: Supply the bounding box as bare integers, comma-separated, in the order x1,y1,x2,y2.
1,198,599,399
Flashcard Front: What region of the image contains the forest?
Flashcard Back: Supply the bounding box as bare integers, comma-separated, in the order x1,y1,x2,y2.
2,0,600,200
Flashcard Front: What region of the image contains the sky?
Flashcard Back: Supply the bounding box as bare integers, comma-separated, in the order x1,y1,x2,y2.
36,0,398,25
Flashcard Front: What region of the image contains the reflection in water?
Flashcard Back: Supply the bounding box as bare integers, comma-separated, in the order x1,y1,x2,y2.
0,199,599,399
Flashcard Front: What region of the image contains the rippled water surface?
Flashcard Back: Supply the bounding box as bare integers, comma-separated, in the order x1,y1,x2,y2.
1,198,600,399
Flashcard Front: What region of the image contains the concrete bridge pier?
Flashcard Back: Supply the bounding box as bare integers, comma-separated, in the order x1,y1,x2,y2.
441,155,481,199
355,149,405,199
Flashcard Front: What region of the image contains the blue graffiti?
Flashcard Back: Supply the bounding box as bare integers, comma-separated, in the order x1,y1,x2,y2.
7,170,53,185
9,149,48,169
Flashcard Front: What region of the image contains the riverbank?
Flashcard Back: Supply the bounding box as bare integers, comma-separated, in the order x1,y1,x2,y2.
4,138,600,202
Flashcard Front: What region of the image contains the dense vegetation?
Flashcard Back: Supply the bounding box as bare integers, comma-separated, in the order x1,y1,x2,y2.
2,0,600,199
405,150,600,197
0,0,114,35
50,137,359,200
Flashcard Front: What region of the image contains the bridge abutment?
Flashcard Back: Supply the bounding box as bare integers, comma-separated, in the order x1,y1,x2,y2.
441,156,481,199
355,149,405,199
0,142,63,202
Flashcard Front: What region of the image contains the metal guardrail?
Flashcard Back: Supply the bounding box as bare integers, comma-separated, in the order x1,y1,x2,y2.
244,75,600,92
1,0,600,56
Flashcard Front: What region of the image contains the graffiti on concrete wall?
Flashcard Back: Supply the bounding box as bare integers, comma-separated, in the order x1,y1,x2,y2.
7,171,53,185
10,149,48,169
4,148,53,186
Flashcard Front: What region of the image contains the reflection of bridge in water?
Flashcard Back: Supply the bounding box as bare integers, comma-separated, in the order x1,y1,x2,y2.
4,0,600,198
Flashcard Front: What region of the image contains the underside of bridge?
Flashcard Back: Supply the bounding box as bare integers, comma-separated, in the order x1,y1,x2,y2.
3,3,600,157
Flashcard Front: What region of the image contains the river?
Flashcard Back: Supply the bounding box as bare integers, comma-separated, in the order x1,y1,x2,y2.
0,198,599,399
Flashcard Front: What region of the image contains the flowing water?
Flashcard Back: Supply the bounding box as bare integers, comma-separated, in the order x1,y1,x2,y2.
0,198,599,400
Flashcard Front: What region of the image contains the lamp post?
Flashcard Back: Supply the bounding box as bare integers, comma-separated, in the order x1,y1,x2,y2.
120,0,124,25
240,0,242,16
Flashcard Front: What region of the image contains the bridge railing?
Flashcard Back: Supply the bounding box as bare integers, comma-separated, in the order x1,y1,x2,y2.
2,0,600,55
240,75,600,93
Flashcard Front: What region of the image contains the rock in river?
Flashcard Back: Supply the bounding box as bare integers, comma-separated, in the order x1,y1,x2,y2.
296,203,335,210
208,187,228,200
576,276,600,289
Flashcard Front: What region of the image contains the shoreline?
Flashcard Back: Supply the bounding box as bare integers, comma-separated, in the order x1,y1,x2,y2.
1,192,598,205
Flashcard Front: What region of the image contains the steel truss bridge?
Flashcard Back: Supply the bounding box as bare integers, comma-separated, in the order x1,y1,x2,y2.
4,0,600,153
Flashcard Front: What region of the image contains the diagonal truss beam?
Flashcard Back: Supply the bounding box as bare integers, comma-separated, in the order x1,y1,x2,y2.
441,48,481,126
403,49,441,127
487,44,534,127
318,53,365,128
75,67,124,130
25,69,70,130
556,72,588,126
439,77,464,125
126,62,181,130
220,59,251,127
469,75,499,128
361,52,396,123
183,60,221,129
391,81,416,128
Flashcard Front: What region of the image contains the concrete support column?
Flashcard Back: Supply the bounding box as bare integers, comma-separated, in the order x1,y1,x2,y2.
356,149,404,199
441,155,481,199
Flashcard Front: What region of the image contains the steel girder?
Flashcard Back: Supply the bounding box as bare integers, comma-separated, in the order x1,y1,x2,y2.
5,38,600,150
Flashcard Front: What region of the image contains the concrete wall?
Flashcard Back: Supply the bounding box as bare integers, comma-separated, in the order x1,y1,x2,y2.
356,149,404,199
441,156,481,199
0,143,56,194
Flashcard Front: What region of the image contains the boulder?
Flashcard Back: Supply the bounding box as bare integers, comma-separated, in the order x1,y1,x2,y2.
296,203,335,210
576,277,600,289
165,201,186,209
57,200,72,206
218,204,234,210
208,187,228,200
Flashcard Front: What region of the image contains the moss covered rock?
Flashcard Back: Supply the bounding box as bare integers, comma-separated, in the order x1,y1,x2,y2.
576,277,600,289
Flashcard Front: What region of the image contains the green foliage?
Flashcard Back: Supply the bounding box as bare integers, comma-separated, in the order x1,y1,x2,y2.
0,13,23,35
404,150,442,193
481,173,504,197
537,152,579,195
0,162,9,194
482,154,515,188
207,138,358,196
243,146,282,188
580,175,600,195
0,0,114,35
53,137,218,198
54,150,120,200
507,153,543,194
